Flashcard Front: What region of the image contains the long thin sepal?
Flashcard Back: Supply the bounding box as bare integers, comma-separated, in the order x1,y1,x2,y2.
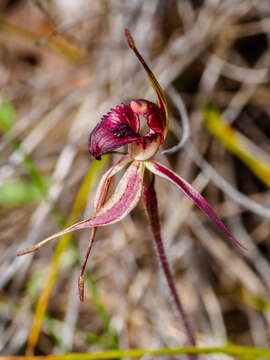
125,29,168,138
143,170,197,359
78,156,131,301
145,160,247,250
18,160,144,256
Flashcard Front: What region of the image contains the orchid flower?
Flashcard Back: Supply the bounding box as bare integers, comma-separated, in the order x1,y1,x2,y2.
18,29,246,349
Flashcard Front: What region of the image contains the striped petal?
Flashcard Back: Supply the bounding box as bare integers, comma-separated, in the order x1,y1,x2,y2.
94,154,132,211
78,154,131,301
145,160,247,250
125,29,169,140
128,134,161,161
17,161,144,256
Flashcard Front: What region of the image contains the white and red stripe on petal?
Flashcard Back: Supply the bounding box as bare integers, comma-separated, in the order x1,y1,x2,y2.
63,161,144,229
94,154,132,211
17,161,145,255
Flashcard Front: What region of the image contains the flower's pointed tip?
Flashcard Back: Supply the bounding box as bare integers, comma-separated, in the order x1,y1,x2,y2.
226,231,248,251
78,275,84,302
125,28,135,49
17,247,36,256
233,238,248,251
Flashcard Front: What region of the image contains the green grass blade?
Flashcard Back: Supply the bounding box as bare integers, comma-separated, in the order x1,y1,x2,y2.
203,105,270,188
0,179,50,206
2,345,270,359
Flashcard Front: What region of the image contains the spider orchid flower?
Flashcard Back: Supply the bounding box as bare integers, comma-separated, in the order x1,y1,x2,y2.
18,29,245,348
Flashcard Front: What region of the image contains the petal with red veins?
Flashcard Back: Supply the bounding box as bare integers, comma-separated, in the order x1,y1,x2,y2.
145,160,247,250
94,154,132,211
125,29,169,139
17,161,144,256
81,154,131,302
129,134,161,161
88,103,140,159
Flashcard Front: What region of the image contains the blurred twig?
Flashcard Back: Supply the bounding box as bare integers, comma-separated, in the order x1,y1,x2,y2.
0,20,86,64
162,87,190,155
186,142,270,218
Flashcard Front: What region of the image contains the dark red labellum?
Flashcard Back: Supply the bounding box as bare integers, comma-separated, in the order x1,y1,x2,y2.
88,103,140,159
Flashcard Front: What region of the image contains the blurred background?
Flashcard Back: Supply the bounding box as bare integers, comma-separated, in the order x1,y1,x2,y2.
0,0,270,358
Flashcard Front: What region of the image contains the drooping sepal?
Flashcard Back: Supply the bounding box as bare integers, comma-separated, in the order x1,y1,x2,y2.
145,160,247,250
79,155,131,302
17,161,145,256
88,104,140,159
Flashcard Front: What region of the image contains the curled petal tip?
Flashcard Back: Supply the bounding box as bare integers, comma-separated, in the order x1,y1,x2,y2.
125,28,135,49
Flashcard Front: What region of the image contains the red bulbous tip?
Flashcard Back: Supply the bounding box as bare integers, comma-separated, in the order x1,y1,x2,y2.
130,100,148,115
